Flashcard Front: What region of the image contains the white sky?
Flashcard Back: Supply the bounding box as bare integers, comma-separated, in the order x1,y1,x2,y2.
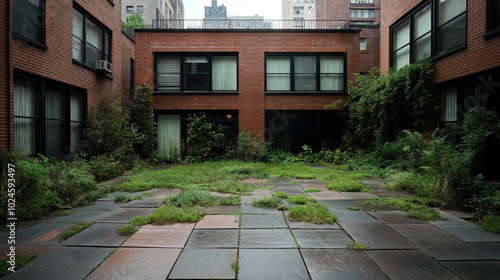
184,0,282,19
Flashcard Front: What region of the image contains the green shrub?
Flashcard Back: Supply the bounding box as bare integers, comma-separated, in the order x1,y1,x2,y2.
130,216,148,226
165,188,216,208
127,84,156,159
219,195,241,206
252,197,286,210
327,178,365,192
145,205,204,225
233,129,269,162
87,154,124,182
287,195,316,205
288,203,336,224
318,148,347,164
114,194,133,203
119,181,152,192
61,222,93,240
478,215,500,234
117,225,138,236
186,113,228,161
298,145,319,163
72,185,115,207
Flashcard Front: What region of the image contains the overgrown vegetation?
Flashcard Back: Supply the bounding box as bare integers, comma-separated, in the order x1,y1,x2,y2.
346,241,370,251
132,205,204,226
0,253,38,276
60,222,94,240
288,202,336,224
117,225,138,236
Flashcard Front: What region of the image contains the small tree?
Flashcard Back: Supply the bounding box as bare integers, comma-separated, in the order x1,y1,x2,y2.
126,12,147,29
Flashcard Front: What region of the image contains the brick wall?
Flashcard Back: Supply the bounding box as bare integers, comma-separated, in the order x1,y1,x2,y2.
135,30,360,140
1,0,126,151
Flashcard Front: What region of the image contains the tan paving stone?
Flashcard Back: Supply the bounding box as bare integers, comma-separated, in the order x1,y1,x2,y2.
121,227,191,248
195,215,239,229
308,190,347,200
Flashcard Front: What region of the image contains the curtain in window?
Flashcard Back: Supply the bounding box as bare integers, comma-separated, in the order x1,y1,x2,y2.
85,20,102,66
414,4,431,62
157,114,181,156
157,56,181,91
14,78,38,155
320,56,344,90
295,56,316,91
267,56,290,91
441,86,458,131
212,56,237,91
70,92,82,153
393,20,410,69
72,9,84,61
45,86,66,155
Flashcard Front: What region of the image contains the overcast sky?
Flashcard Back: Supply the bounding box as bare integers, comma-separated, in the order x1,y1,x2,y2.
184,0,282,19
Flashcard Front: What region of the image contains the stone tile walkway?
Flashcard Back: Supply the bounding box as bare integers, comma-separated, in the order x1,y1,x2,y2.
2,175,500,279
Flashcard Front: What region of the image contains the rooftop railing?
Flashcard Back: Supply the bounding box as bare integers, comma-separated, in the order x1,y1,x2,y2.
149,19,350,30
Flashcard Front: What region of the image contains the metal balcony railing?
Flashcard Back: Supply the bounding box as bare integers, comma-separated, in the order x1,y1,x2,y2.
149,19,350,30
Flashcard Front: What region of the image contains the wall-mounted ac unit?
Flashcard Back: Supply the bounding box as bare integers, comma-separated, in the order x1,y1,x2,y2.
96,60,112,74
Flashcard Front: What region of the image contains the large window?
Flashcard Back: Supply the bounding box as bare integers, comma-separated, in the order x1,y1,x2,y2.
14,77,84,156
440,86,458,132
155,54,238,92
294,7,305,15
351,0,373,4
486,0,500,37
390,0,467,69
73,6,112,69
266,54,345,92
13,0,45,45
350,9,374,18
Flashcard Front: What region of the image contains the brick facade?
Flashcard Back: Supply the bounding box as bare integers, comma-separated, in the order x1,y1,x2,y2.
1,0,135,152
135,30,360,141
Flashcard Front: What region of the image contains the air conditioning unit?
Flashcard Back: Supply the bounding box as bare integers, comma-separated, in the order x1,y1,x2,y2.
96,60,112,74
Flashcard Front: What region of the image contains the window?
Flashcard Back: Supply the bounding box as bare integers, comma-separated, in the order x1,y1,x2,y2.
487,0,500,34
360,38,367,51
157,114,181,156
390,0,467,69
126,6,134,13
351,0,373,4
137,5,144,13
350,9,374,18
13,0,45,45
14,77,84,156
439,86,458,132
266,54,345,92
155,54,238,92
350,21,374,25
73,6,112,69
294,7,305,15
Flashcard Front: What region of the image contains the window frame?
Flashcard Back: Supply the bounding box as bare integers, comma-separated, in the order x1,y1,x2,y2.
72,4,113,71
485,0,500,39
360,38,368,51
265,53,347,93
154,53,239,93
350,9,375,19
13,73,86,156
126,6,134,13
13,0,46,48
389,0,468,69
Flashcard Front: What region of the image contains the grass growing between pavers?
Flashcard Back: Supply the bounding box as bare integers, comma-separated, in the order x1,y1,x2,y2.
0,253,38,276
116,225,138,236
288,203,337,224
60,221,94,240
478,215,500,234
346,241,370,251
287,195,317,205
360,196,447,221
252,197,287,210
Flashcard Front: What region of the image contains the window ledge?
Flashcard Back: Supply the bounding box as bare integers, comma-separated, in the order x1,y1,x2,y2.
12,32,47,51
431,43,467,62
265,91,347,95
153,91,239,95
360,50,369,54
483,28,500,40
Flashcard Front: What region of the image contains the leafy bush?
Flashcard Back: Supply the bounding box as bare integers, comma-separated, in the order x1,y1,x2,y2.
318,148,347,164
287,195,316,205
298,145,319,163
126,84,156,159
288,203,336,224
143,205,204,225
186,113,228,161
327,177,365,192
165,188,216,208
344,60,434,149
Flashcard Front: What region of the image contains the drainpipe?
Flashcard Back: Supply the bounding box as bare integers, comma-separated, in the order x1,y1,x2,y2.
7,0,12,151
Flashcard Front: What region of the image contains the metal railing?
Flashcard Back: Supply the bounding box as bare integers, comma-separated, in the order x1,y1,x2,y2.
150,19,350,30
121,21,136,41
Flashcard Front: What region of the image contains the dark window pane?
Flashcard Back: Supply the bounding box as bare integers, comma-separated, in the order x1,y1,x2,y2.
438,13,467,53
185,74,209,91
13,0,44,43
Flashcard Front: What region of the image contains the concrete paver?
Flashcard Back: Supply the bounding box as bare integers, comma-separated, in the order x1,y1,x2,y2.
340,222,416,249
61,223,129,247
292,229,352,248
97,208,155,223
238,249,309,280
121,227,191,248
185,229,238,248
434,224,500,242
369,210,427,224
308,190,347,200
239,229,297,248
168,249,237,279
388,224,452,238
241,214,287,228
408,237,497,260
441,261,500,280
194,215,239,229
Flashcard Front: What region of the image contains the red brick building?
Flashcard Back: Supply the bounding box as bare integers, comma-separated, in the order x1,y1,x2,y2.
380,0,500,135
312,0,380,74
135,28,360,153
0,0,135,155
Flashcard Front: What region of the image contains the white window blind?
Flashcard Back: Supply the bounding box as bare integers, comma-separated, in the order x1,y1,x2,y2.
14,78,38,155
157,56,181,91
72,9,83,61
320,56,344,90
267,56,290,91
393,20,410,69
157,114,181,156
294,56,316,91
212,56,237,91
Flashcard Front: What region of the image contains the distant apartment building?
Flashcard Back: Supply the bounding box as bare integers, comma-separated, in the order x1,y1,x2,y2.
282,0,316,21
204,0,228,29
122,0,184,27
311,0,380,73
380,0,500,136
1,0,135,156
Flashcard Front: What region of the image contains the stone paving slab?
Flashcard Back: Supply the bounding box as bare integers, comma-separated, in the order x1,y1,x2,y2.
332,210,379,222
202,205,240,214
121,227,192,248
388,224,452,238
97,208,155,223
269,178,294,184
141,223,195,230
475,243,500,258
434,224,500,242
242,178,269,186
369,211,427,224
340,192,377,200
272,186,306,196
98,191,149,201
308,190,347,200
15,222,70,245
120,198,164,208
292,229,352,248
353,201,397,212
86,248,181,280
301,249,387,280
239,229,297,248
185,229,238,248
4,247,114,280
44,210,110,224
301,185,329,191
241,204,282,214
441,261,500,280
429,210,474,226
238,249,309,280
195,215,239,229
318,200,357,210
241,214,287,229
72,200,122,212
0,244,54,261
61,223,129,247
287,221,341,229
409,237,498,260
149,188,181,197
168,249,237,279
340,222,416,249
367,250,460,280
